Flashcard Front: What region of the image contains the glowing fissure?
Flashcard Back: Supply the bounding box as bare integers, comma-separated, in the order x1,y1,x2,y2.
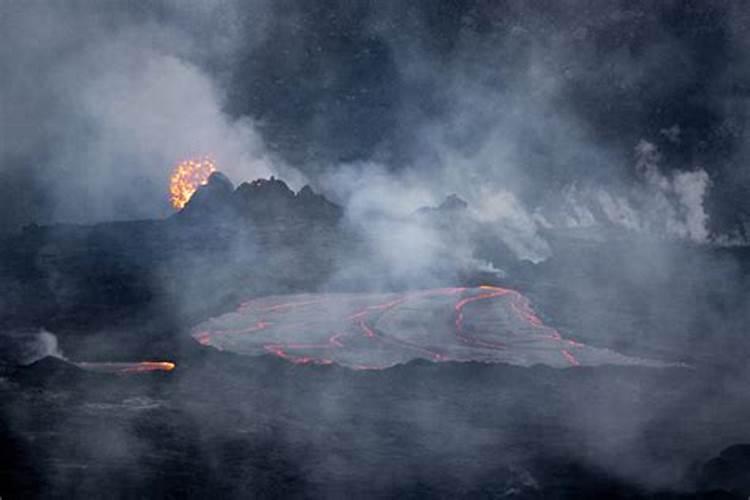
75,361,176,374
192,286,602,369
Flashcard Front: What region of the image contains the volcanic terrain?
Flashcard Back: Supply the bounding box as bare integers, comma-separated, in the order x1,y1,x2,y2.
1,175,750,499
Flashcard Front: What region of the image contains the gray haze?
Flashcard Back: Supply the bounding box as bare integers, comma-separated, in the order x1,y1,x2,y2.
4,3,750,497
3,0,750,247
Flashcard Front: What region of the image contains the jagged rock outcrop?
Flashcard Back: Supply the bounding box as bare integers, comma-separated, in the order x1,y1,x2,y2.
177,173,342,224
178,172,236,221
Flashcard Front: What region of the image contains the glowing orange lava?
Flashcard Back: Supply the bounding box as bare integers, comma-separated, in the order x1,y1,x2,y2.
76,361,176,374
169,157,217,209
192,286,601,369
122,361,176,373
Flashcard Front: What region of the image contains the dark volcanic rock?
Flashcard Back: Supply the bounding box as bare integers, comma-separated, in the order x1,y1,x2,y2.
178,173,342,224
11,356,90,387
233,177,342,222
0,173,346,361
233,177,298,219
177,171,236,222
698,444,750,496
296,184,342,219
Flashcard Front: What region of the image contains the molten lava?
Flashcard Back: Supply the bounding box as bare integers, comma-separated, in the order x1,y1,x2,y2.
192,286,668,370
76,361,176,374
122,361,176,373
169,157,216,209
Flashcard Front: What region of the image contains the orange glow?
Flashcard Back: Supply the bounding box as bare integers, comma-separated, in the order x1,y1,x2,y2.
76,361,176,374
122,361,176,373
194,286,587,369
169,157,216,209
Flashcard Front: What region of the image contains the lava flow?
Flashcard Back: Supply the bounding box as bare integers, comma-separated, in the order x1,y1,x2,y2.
192,286,664,370
75,361,176,374
169,157,216,209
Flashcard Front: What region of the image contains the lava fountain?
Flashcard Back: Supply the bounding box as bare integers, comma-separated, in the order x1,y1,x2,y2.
192,286,668,370
169,157,216,209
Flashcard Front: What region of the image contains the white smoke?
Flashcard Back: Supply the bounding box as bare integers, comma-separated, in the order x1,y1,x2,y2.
59,39,279,220
1,329,66,366
473,189,551,263
546,139,712,243
1,1,291,225
322,163,550,275
32,330,65,364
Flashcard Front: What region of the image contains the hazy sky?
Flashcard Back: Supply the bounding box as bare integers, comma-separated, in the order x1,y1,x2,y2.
2,1,749,237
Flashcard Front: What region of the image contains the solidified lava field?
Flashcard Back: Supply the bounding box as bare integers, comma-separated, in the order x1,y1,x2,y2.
193,286,665,369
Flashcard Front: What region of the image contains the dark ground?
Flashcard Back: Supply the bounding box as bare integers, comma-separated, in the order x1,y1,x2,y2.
3,351,749,498
2,181,750,498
